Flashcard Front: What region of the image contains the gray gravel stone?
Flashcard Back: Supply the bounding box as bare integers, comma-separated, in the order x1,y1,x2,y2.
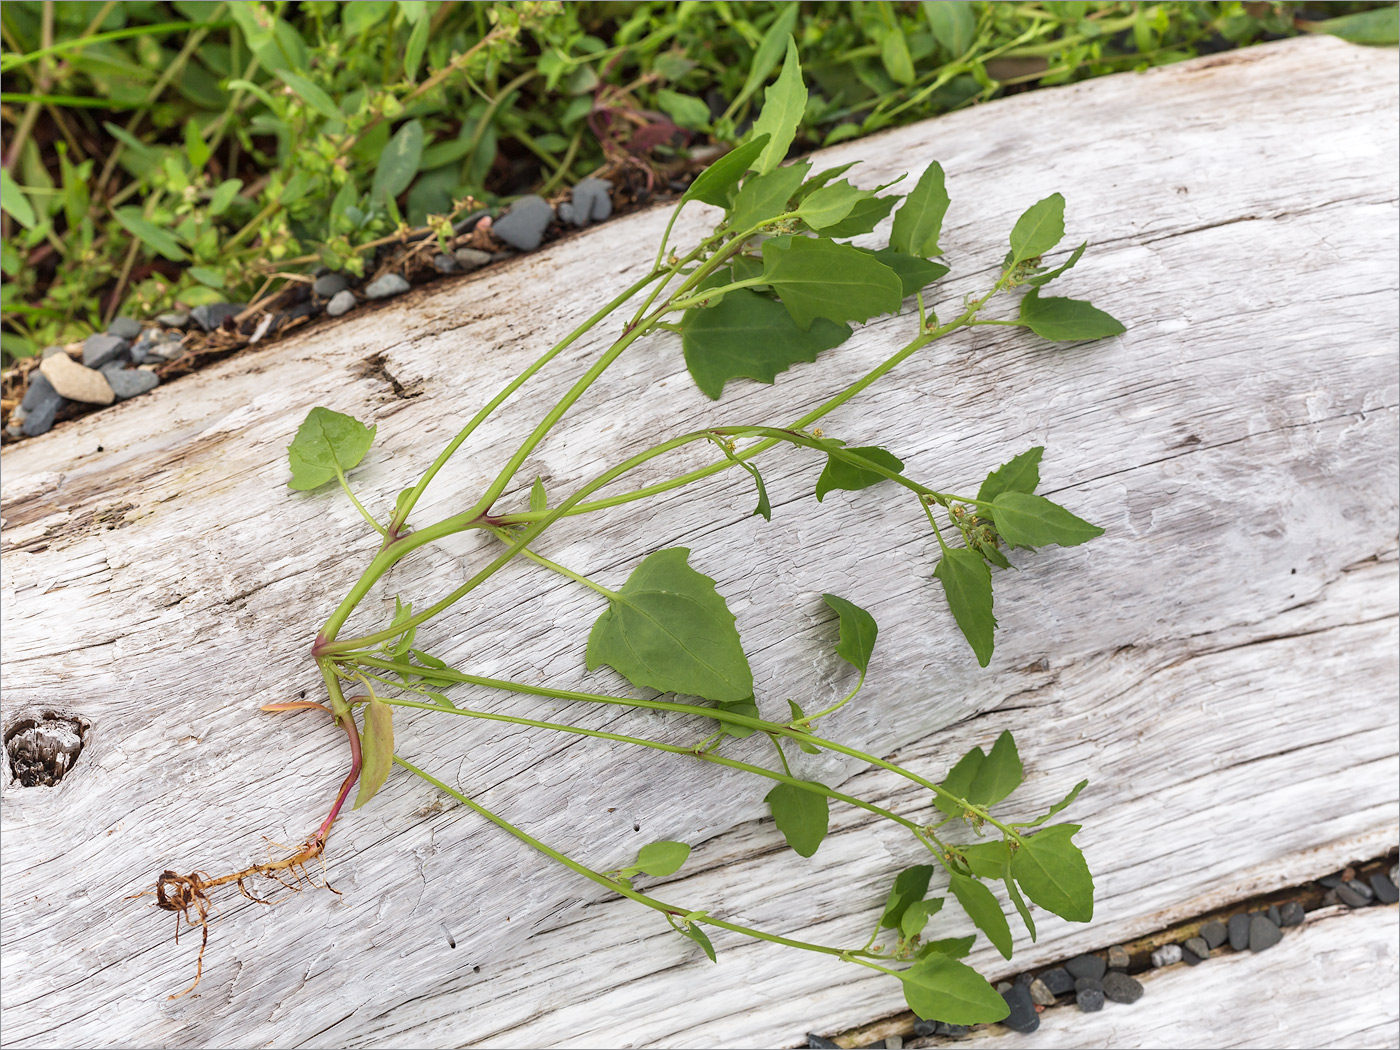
106,317,143,340
1000,982,1039,1033
1200,921,1228,950
41,344,66,358
1039,967,1074,995
570,176,613,224
1227,913,1251,950
1076,986,1106,1013
21,373,58,412
23,400,65,437
1268,904,1284,925
557,201,576,224
143,332,185,361
934,1023,969,1037
1370,873,1399,904
432,253,458,274
313,273,349,298
190,302,244,330
1279,901,1306,926
1064,954,1106,981
1107,944,1130,970
41,352,114,404
1029,978,1056,1006
1102,971,1144,1004
1075,977,1104,993
453,247,492,270
1335,881,1372,908
911,1020,937,1038
82,333,129,368
806,1035,839,1049
365,273,410,299
1150,944,1182,968
493,194,553,250
156,310,190,327
1248,914,1283,952
1182,937,1210,964
1318,873,1345,889
99,362,159,400
19,375,65,436
1321,889,1340,907
326,289,357,316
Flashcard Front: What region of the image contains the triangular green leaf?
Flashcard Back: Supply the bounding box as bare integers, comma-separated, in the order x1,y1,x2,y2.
901,953,1010,1024
821,592,878,676
795,180,874,230
823,194,900,238
901,896,945,940
635,840,691,877
933,548,996,667
750,37,806,175
967,730,1023,807
683,135,772,208
765,780,830,857
287,407,377,491
890,160,950,257
586,547,753,703
682,288,851,400
880,864,935,929
935,744,985,817
991,492,1104,549
1009,193,1065,263
815,443,905,502
1010,824,1094,922
353,697,394,809
950,874,1013,959
1020,288,1125,341
976,447,1043,508
761,238,904,329
729,160,810,231
959,840,1011,879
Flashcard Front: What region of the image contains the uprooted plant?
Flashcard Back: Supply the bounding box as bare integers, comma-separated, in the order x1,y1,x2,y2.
152,40,1123,1024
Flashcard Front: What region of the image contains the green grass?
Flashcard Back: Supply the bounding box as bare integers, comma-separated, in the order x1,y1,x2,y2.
1,0,1395,365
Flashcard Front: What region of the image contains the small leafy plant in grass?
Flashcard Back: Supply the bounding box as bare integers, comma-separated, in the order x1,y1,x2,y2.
153,42,1118,1023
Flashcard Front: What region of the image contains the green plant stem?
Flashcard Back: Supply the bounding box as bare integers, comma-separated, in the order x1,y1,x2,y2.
395,755,891,962
804,672,865,723
484,526,620,600
337,466,387,538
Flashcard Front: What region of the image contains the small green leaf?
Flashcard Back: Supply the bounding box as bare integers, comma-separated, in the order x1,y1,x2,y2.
823,194,900,239
950,874,1012,959
853,247,949,298
530,476,547,513
901,953,1010,1024
729,160,810,231
901,896,945,940
795,181,872,230
917,935,976,959
403,13,430,80
737,4,800,109
749,38,806,175
276,70,341,121
410,648,461,689
353,697,394,809
187,266,225,288
1009,193,1065,264
933,548,996,667
208,178,243,216
682,135,771,208
923,0,977,56
635,840,691,877
1011,824,1094,922
287,407,376,491
679,921,717,962
935,744,984,818
1019,779,1089,829
991,492,1104,549
976,447,1043,507
717,696,760,739
1019,288,1125,341
657,89,711,130
343,0,394,36
371,119,424,205
765,781,830,857
586,547,753,703
388,596,416,658
959,840,1011,880
814,443,904,502
114,206,187,261
1026,242,1086,287
880,864,935,929
967,730,1023,808
761,238,903,330
890,160,950,258
821,593,878,676
880,28,916,85
682,289,853,402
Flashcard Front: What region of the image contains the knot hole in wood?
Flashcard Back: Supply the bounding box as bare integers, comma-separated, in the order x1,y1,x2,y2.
4,710,92,787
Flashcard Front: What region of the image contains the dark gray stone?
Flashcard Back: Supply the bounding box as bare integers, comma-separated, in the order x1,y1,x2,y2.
1107,944,1131,970
190,302,244,331
911,1020,937,1038
326,290,357,317
557,201,576,224
142,332,185,362
1000,982,1039,1033
1102,971,1144,1004
493,194,554,250
1268,904,1283,925
1318,873,1345,889
1039,967,1074,995
40,344,66,358
453,247,492,271
19,386,65,436
1279,901,1306,926
1076,986,1105,1013
1249,914,1283,952
1227,913,1251,950
1150,944,1182,968
1321,889,1340,907
432,253,458,274
313,273,349,298
1182,937,1210,963
99,362,159,400
1075,976,1103,993
1200,921,1228,949
156,310,190,327
1064,954,1106,981
571,176,613,224
1335,881,1372,908
106,317,143,340
82,333,129,368
806,1035,839,1049
1370,873,1399,904
934,1023,969,1037
365,273,410,299
21,373,58,412
1028,978,1056,1006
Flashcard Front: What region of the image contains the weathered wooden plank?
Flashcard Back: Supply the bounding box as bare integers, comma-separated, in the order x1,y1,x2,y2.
2,35,1397,1050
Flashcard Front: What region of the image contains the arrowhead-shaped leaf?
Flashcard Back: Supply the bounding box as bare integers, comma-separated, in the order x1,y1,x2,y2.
967,730,1023,808
761,238,903,329
976,447,1043,508
933,548,996,666
765,781,830,857
1019,288,1125,341
1009,193,1065,263
815,443,905,501
682,134,772,208
749,38,806,175
950,874,1013,959
880,864,935,929
288,407,376,491
821,592,878,676
890,160,950,257
1011,824,1094,922
729,160,810,231
991,492,1104,549
901,953,1010,1024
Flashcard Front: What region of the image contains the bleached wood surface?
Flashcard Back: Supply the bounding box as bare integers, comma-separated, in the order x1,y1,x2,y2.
2,35,1397,1050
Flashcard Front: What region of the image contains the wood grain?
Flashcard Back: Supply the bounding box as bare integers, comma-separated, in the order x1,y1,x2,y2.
2,35,1397,1050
